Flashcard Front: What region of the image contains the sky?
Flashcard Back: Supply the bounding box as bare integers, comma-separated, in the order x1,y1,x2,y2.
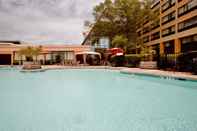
0,0,103,45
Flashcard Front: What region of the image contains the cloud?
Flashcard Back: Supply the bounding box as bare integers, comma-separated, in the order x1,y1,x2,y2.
0,0,103,45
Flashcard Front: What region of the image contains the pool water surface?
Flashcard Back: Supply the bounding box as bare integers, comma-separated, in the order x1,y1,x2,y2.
0,69,197,131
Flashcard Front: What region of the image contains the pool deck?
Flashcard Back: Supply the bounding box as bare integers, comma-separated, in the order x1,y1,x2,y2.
41,65,197,81
120,68,197,81
1,65,197,81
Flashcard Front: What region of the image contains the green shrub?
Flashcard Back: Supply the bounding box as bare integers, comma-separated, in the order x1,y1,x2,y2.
109,54,146,67
110,55,125,67
125,54,142,67
13,60,20,65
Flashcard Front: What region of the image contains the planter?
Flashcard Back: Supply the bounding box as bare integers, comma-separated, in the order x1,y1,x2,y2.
139,61,157,69
22,61,41,70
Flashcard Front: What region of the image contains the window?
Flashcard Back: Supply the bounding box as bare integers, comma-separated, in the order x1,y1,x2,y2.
143,36,150,43
151,0,160,9
178,16,197,32
162,11,176,25
143,16,150,25
162,25,175,37
151,20,160,29
164,40,175,54
178,0,197,17
65,51,75,60
162,0,176,12
143,26,150,34
181,35,197,44
181,35,197,52
137,31,142,37
151,31,160,40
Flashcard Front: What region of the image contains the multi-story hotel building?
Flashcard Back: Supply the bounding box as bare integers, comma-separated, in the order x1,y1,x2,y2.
137,0,197,55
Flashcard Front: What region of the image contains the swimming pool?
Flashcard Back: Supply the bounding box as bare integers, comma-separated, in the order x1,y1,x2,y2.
0,68,197,131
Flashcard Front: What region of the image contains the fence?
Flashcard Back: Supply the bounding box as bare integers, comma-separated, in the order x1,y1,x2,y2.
158,54,179,70
157,52,197,74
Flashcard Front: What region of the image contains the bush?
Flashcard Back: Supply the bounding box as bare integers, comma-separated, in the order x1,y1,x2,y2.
110,54,158,68
124,54,141,67
110,55,125,67
13,60,20,65
112,35,128,49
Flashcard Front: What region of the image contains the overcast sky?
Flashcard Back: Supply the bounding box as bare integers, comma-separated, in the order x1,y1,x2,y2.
0,0,103,45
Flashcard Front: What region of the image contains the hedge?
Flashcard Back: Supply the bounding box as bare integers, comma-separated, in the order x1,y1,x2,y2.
109,54,153,67
124,54,142,67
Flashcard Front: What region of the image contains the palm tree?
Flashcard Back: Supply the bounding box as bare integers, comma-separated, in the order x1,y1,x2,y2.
18,46,42,63
33,46,42,62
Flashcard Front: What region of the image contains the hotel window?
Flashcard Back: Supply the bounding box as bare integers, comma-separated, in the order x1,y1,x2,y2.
143,26,150,34
151,19,160,29
151,31,160,40
151,20,160,29
137,31,142,37
181,35,197,52
162,25,175,37
161,0,176,12
143,16,150,25
178,16,197,32
136,23,142,29
143,36,150,43
178,0,197,17
164,41,175,54
151,0,160,9
162,11,175,25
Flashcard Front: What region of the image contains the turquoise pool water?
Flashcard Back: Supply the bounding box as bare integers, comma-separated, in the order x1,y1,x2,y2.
0,68,197,131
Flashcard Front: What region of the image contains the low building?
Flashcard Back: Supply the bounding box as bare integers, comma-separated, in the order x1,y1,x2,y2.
0,41,91,65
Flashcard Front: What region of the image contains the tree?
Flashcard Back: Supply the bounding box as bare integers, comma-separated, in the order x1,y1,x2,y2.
91,0,117,43
33,46,42,62
112,35,128,50
18,46,42,62
140,46,156,61
85,0,155,50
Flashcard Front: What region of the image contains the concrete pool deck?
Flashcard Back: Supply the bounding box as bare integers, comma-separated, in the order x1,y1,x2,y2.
1,65,197,81
120,68,197,81
41,65,197,81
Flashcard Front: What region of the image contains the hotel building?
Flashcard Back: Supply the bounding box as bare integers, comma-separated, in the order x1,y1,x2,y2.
136,0,197,55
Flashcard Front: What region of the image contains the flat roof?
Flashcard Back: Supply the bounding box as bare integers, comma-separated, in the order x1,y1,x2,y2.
0,41,21,45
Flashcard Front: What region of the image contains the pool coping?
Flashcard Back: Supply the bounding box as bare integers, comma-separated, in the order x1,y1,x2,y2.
119,68,197,82
1,65,197,81
45,66,197,81
43,66,197,81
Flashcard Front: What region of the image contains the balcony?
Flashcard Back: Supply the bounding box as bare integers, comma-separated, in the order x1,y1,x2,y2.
151,0,160,9
178,0,197,17
162,11,176,25
178,16,197,32
162,25,175,37
151,31,160,41
161,0,176,12
143,26,150,34
143,36,150,43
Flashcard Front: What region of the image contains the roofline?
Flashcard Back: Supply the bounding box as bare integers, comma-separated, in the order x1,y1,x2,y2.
81,8,108,45
81,22,96,45
0,41,21,44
